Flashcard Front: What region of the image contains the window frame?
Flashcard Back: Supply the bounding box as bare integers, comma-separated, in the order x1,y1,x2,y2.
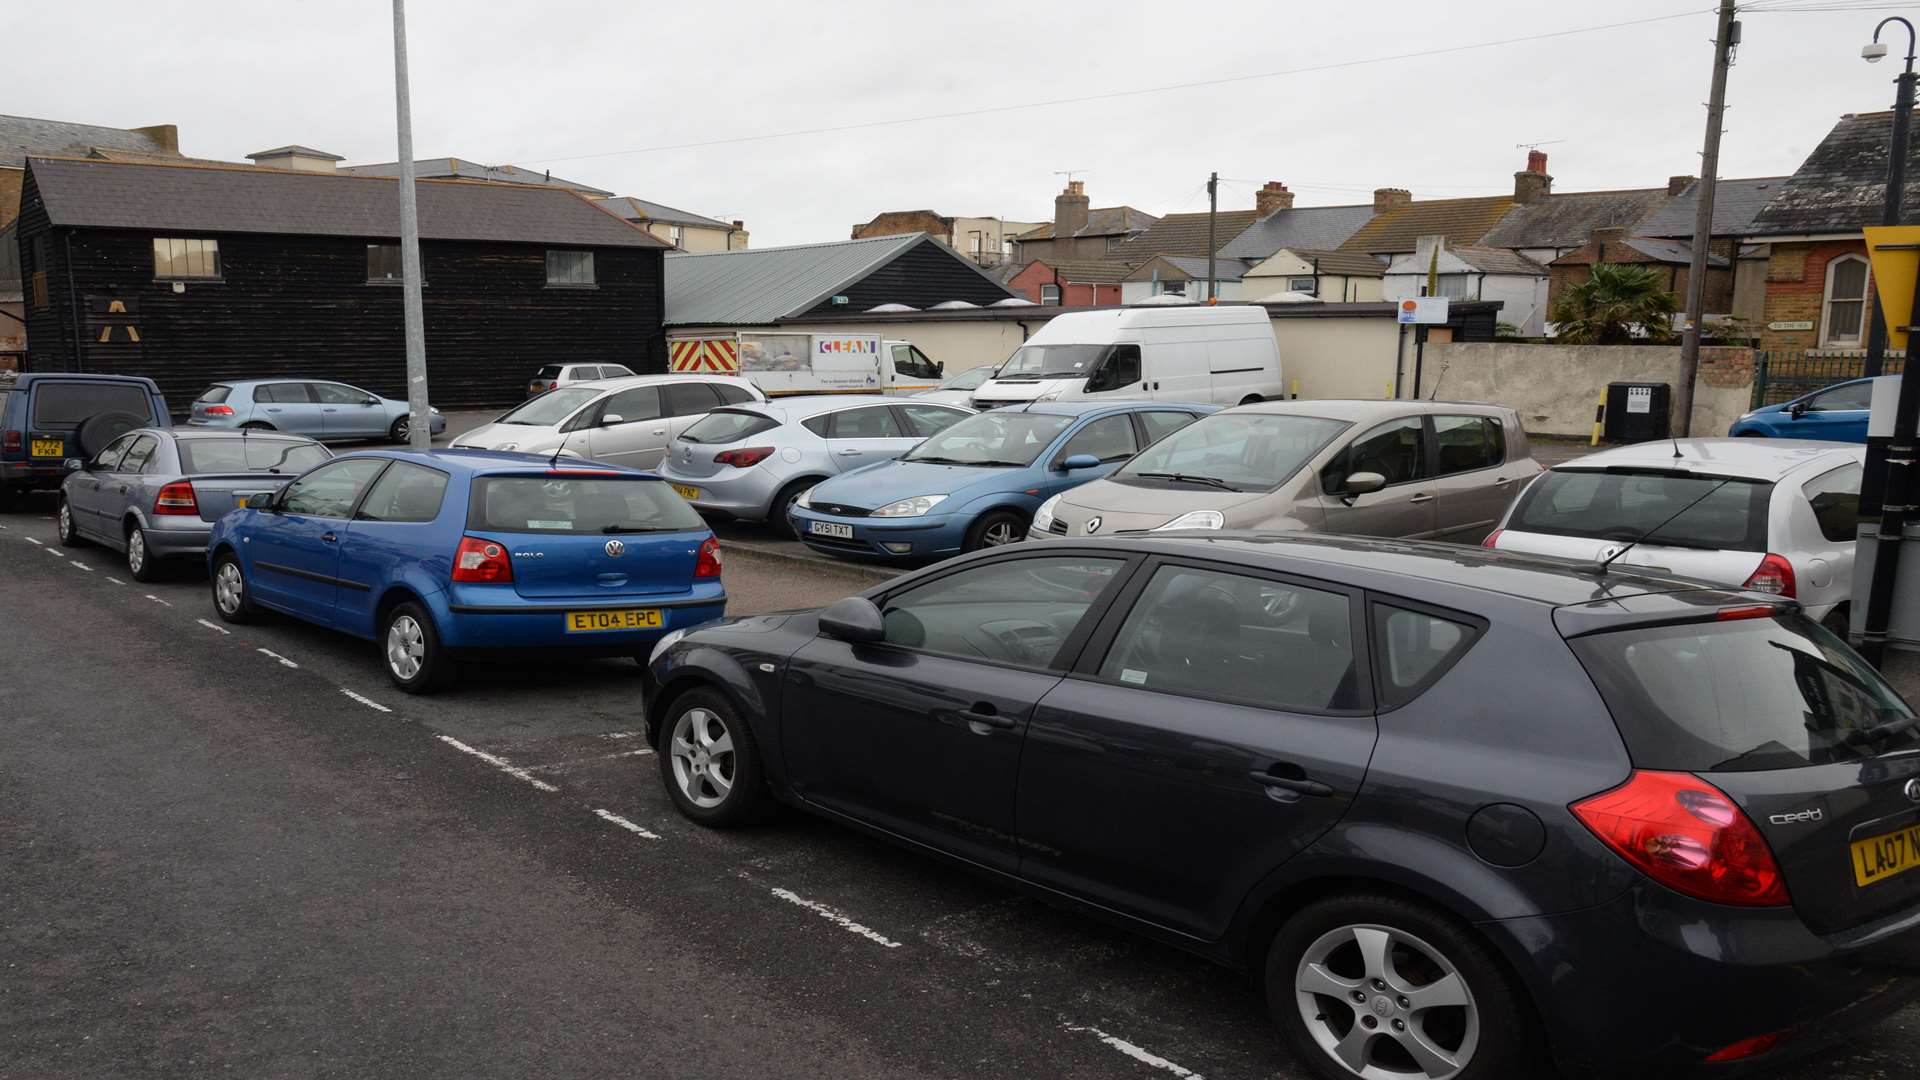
1039,284,1062,306
152,237,223,281
1133,409,1202,447
366,242,407,284
594,384,664,426
1821,254,1870,349
94,432,140,472
353,460,451,524
1049,412,1141,468
1365,596,1488,713
1805,381,1873,413
117,435,161,475
1320,415,1433,496
256,382,314,405
545,249,597,288
1430,413,1507,478
1287,276,1319,295
278,458,394,520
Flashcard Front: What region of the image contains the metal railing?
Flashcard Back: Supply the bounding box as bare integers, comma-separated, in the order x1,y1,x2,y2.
1751,350,1907,408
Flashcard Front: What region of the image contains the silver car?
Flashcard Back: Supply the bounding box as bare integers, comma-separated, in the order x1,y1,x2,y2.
453,374,764,469
526,361,635,398
912,365,995,406
56,427,332,581
657,395,974,535
187,379,445,443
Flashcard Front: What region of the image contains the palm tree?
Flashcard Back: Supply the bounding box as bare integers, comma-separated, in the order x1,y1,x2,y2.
1550,263,1680,344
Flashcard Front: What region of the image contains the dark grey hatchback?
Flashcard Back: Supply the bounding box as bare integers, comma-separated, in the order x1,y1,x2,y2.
646,533,1920,1079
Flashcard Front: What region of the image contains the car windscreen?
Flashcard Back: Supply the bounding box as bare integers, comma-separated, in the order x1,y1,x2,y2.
1114,413,1347,493
1510,469,1772,551
198,385,232,404
178,437,330,474
903,411,1073,467
31,383,154,426
1570,614,1918,772
680,409,779,445
468,476,705,535
996,344,1105,380
497,387,600,426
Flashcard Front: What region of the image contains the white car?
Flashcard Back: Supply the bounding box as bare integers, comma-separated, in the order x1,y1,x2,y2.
913,365,995,406
453,374,764,470
526,362,635,397
1487,438,1865,629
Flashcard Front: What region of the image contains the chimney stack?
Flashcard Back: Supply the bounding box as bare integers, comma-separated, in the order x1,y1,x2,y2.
1513,150,1553,204
1667,174,1697,197
1255,181,1295,216
1373,188,1412,215
1054,179,1090,241
131,124,180,154
246,145,344,173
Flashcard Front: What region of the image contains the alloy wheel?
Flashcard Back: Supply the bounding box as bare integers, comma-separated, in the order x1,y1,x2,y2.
127,530,146,575
980,520,1018,546
386,614,426,680
670,707,736,808
394,418,411,443
1293,922,1479,1080
215,562,245,615
58,501,73,540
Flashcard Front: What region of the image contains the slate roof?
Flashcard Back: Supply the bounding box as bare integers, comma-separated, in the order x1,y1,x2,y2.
1250,248,1387,277
664,233,1004,325
338,157,614,197
1031,259,1135,283
1112,210,1262,262
0,114,174,169
1340,196,1516,254
1217,204,1376,260
1751,111,1920,236
595,196,732,230
1478,188,1670,251
1636,176,1788,238
1015,206,1157,241
1549,237,1728,268
1126,255,1253,282
247,144,344,161
25,157,665,248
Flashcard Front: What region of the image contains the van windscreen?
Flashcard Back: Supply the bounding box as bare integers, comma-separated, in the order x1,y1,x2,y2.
997,345,1105,380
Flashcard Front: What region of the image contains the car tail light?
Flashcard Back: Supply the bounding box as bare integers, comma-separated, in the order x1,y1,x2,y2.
695,536,722,578
1704,1031,1784,1063
1742,553,1796,598
1572,771,1789,907
1481,529,1503,549
2,430,19,453
1717,604,1780,622
713,446,775,468
153,481,199,516
452,536,513,583
201,404,235,417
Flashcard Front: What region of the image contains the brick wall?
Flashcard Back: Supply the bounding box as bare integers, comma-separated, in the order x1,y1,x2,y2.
1759,239,1874,352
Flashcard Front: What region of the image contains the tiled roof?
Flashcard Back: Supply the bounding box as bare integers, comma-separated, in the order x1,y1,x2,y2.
1016,206,1157,241
0,113,174,169
1478,188,1670,250
1217,204,1375,260
1030,259,1135,283
596,196,732,230
1751,111,1920,235
1339,196,1515,255
1113,210,1261,261
26,156,665,248
338,157,614,197
1636,176,1788,238
1253,248,1387,277
1549,237,1728,269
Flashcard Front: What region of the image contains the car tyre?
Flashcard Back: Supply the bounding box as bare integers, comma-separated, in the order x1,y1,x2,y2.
211,551,259,624
382,600,453,694
658,687,768,827
769,479,816,540
389,416,412,444
1240,393,1265,405
56,496,85,547
241,421,275,431
75,411,146,459
1267,892,1538,1080
965,509,1027,551
125,524,162,582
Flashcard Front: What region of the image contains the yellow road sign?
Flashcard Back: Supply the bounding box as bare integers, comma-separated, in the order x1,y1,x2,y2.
1865,226,1920,351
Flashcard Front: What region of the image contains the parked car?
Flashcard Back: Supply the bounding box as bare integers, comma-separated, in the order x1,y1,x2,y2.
647,531,1920,1078
1729,376,1887,442
527,362,636,398
657,395,973,536
188,379,445,443
56,427,332,580
1031,400,1538,545
452,374,764,469
969,305,1282,409
913,364,996,406
1487,437,1864,631
790,401,1216,563
206,449,724,693
1,373,170,503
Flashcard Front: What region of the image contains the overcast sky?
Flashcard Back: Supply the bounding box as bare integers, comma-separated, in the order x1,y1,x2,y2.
11,1,1915,246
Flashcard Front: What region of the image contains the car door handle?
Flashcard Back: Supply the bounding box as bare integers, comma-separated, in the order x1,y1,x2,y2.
1494,477,1513,487
959,706,1016,732
321,532,338,543
836,448,861,456
1408,492,1435,504
652,428,667,436
1249,769,1334,798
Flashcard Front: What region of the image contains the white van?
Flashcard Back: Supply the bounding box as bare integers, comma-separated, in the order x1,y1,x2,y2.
969,305,1282,409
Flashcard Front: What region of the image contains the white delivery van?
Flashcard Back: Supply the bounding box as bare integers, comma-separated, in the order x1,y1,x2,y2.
969,305,1282,409
667,332,944,396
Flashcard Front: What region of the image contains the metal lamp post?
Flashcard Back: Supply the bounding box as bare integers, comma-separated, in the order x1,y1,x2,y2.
1860,17,1916,381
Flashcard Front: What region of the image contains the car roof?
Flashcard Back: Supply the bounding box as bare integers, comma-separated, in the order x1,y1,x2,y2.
1001,400,1221,418
1232,398,1511,422
163,426,314,441
572,373,760,392
1559,438,1863,480
329,447,658,477
12,373,160,388
738,394,923,422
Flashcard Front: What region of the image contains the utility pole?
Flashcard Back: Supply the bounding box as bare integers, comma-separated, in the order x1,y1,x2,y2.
1206,171,1219,303
391,0,431,450
1675,0,1739,438
1862,22,1918,379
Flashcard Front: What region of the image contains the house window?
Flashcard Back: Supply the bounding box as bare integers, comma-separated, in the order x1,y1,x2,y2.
1287,276,1318,295
1823,254,1870,348
1433,273,1472,299
153,237,221,280
546,249,596,286
668,226,683,248
367,243,402,282
1040,284,1062,305
969,231,985,259
1156,280,1187,297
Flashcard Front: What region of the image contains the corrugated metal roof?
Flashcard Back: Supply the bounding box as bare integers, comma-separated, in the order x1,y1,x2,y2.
0,113,173,169
665,233,930,325
1217,204,1376,260
597,196,732,230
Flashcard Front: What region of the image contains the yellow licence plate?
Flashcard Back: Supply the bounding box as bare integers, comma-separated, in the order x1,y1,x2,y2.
30,439,63,458
671,484,701,501
1850,823,1920,888
565,608,663,633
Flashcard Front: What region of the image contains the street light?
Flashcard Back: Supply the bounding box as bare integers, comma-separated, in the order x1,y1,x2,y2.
1859,18,1917,382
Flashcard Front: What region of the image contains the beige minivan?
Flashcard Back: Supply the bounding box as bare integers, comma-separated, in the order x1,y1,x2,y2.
1029,400,1539,543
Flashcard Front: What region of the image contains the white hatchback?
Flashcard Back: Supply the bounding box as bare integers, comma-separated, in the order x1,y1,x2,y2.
1487,438,1865,629
454,374,765,470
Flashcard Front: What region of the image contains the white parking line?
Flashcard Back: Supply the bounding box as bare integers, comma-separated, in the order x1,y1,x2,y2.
68,560,91,571
24,536,41,545
256,648,298,668
527,748,653,771
339,688,392,713
599,730,647,741
144,594,171,607
105,576,125,585
42,547,64,557
1062,1025,1202,1079
768,887,903,949
195,618,231,635
592,807,662,840
435,735,558,793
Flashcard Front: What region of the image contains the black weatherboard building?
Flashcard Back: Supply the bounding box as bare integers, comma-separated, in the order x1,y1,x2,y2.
15,156,668,411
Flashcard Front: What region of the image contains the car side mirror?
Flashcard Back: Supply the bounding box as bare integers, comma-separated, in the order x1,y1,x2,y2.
1060,453,1102,471
64,457,86,472
819,596,886,644
600,413,625,426
363,396,380,406
1343,471,1387,496
934,361,945,376
1789,402,1809,419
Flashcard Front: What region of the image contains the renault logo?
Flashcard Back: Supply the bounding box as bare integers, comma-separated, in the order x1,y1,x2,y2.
1085,516,1102,534
1906,778,1920,804
604,539,625,558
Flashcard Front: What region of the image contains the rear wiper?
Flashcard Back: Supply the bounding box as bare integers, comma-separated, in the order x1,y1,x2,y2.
1134,471,1242,492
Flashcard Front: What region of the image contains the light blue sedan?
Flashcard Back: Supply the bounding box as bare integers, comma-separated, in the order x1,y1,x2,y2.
188,378,445,443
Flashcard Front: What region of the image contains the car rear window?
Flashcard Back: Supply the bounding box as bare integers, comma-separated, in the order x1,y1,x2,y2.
1510,469,1772,551
31,383,154,426
468,476,704,534
198,385,232,404
536,365,564,379
1570,614,1918,772
178,437,330,474
681,409,779,444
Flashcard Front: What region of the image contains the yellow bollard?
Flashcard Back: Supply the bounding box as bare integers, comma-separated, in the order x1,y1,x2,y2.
1590,390,1607,446
1289,378,1300,400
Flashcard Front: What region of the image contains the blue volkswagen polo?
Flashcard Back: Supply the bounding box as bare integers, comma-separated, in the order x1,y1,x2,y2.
788,401,1216,563
206,449,724,693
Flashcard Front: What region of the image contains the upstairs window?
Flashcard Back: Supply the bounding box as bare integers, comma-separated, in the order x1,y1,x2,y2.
367,243,403,282
546,249,595,287
667,226,684,248
153,237,221,280
1040,284,1061,305
1823,254,1869,348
